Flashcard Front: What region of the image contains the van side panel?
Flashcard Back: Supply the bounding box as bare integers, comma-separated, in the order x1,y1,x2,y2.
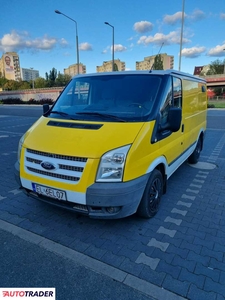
182,79,207,152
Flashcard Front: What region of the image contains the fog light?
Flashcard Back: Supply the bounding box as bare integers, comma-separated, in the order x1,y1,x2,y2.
106,206,121,214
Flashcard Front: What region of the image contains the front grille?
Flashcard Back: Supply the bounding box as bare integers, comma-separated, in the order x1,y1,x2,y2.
27,167,80,182
25,148,88,183
27,149,87,162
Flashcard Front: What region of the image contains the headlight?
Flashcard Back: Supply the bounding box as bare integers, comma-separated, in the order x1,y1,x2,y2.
17,134,25,163
96,145,131,182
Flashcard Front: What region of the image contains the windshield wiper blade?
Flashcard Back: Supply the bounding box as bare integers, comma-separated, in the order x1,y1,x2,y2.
76,111,126,122
50,110,77,120
50,110,69,116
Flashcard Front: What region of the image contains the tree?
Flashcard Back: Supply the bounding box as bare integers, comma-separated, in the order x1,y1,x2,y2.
206,59,225,75
18,81,31,90
152,54,164,70
45,68,58,87
55,73,71,86
113,63,118,71
0,77,8,88
3,80,20,90
35,77,47,88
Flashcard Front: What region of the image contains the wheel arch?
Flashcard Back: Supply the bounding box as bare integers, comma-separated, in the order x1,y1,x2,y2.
146,157,168,194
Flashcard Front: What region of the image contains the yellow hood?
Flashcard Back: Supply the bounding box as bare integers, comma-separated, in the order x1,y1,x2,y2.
23,116,145,158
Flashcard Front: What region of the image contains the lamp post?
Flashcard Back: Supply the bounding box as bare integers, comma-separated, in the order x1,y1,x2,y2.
30,67,34,89
55,10,80,75
178,0,185,71
104,22,114,71
223,49,225,74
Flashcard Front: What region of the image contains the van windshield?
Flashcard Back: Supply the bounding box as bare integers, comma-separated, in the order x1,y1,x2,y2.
50,74,161,122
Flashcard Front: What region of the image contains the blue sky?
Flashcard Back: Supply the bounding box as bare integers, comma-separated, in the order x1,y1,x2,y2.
1,0,225,78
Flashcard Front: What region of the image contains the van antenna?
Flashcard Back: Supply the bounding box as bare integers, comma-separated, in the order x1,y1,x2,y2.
149,42,164,73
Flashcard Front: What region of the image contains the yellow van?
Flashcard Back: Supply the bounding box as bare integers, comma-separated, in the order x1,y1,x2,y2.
15,70,207,219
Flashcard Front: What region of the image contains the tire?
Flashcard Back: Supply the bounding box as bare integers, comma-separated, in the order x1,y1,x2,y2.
137,169,163,218
188,138,202,164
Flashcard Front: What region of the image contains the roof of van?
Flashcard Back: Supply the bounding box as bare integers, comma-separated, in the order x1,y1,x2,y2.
74,69,206,83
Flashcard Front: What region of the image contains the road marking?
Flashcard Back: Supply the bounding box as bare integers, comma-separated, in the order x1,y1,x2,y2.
135,253,160,270
186,188,199,194
177,201,192,208
182,194,196,201
164,216,182,226
147,238,169,252
171,208,187,216
8,189,22,195
157,226,177,238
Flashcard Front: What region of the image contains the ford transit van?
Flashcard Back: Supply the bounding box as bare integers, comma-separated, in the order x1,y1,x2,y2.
15,70,207,219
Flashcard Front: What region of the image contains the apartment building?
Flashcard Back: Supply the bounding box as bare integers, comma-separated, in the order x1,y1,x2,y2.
0,52,21,81
96,59,125,72
21,68,39,81
64,63,86,76
136,53,174,71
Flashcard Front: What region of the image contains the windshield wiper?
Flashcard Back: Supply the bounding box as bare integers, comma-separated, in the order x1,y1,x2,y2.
76,112,126,122
50,110,69,116
50,110,76,120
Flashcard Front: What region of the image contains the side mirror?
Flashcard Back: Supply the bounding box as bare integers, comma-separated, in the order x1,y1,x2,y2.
43,104,50,115
168,107,182,132
159,107,182,132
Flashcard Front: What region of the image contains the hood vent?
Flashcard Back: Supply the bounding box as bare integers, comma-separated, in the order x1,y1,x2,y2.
47,120,103,130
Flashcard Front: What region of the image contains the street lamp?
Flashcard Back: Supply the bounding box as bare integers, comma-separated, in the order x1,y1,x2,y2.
30,67,34,89
223,49,225,74
104,22,114,71
178,0,185,71
55,9,80,75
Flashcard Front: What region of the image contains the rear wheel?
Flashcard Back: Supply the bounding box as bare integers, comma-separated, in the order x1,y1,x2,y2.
137,169,163,218
188,138,202,164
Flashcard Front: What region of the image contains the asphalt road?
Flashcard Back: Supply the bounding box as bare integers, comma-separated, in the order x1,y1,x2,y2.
0,105,225,300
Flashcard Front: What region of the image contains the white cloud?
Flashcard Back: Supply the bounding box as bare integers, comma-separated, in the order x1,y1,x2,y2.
0,30,59,53
208,44,225,56
181,46,206,58
163,12,186,25
103,44,127,54
189,9,205,21
79,42,93,51
114,44,127,52
163,9,205,25
133,21,153,33
138,31,190,46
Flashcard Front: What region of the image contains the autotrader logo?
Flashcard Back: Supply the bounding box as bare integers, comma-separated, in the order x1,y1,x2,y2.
0,288,55,299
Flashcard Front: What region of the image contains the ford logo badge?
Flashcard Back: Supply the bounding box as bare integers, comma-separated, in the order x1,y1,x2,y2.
41,161,56,170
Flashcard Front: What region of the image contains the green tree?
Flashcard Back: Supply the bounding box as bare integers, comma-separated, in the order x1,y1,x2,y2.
18,81,31,90
3,80,20,90
206,59,225,75
0,77,8,89
35,77,47,88
55,73,71,86
152,54,164,70
45,68,58,87
113,63,118,71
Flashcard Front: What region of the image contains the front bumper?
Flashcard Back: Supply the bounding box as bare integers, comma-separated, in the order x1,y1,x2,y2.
14,161,149,219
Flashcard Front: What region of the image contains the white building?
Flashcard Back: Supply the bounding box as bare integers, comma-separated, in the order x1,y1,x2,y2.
21,68,39,81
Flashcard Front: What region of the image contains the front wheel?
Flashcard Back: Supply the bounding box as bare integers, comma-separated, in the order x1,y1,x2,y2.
137,169,163,218
188,138,202,164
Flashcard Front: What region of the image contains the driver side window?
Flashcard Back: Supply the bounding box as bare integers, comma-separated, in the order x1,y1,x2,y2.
160,76,182,127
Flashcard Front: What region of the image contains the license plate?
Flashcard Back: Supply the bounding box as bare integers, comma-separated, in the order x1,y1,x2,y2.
32,183,67,201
